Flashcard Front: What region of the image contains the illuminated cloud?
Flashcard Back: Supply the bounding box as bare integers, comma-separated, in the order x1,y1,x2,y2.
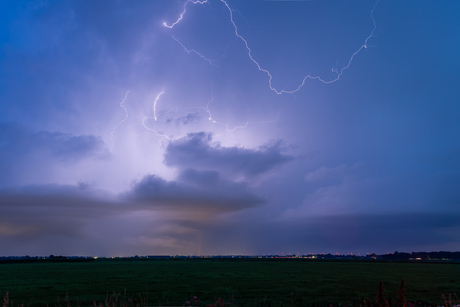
164,132,294,177
174,112,201,126
124,236,192,249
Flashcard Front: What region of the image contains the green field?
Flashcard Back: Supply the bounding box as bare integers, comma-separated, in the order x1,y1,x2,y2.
1,259,459,307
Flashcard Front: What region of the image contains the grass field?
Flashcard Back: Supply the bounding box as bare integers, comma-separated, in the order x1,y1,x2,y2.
1,259,459,307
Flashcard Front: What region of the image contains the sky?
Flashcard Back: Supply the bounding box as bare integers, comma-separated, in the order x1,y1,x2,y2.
0,0,459,257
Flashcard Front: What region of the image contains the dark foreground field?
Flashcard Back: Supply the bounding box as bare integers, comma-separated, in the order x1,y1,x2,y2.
1,258,459,307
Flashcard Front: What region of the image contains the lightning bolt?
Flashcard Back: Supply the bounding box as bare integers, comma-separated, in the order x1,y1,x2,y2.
142,90,173,140
164,0,379,95
110,91,130,151
173,36,216,67
153,90,164,122
142,117,172,140
142,88,248,139
163,0,210,29
201,85,249,132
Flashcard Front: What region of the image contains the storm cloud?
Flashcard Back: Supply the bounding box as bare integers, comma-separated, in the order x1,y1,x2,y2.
164,132,294,177
127,169,264,212
0,0,459,256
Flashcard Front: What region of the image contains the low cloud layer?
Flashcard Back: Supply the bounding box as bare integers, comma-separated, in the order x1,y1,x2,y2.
0,183,122,240
194,211,460,255
126,169,264,213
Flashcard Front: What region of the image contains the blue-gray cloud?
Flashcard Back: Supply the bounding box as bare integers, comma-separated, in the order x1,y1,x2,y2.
0,123,109,160
126,169,264,212
0,123,110,185
164,132,294,176
166,112,201,126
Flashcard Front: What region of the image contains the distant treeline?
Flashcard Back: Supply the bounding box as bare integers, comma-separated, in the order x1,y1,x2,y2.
379,251,460,261
2,251,460,263
0,255,96,264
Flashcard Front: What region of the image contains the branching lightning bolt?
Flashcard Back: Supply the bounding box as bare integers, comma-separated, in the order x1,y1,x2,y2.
284,0,380,93
163,0,209,29
173,36,216,66
142,117,172,140
110,91,130,151
202,85,249,132
164,0,380,95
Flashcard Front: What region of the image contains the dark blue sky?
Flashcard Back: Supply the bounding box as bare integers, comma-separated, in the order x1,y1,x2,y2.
1,0,459,256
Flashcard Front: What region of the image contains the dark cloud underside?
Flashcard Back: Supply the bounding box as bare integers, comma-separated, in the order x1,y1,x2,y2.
164,132,294,176
127,169,264,212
